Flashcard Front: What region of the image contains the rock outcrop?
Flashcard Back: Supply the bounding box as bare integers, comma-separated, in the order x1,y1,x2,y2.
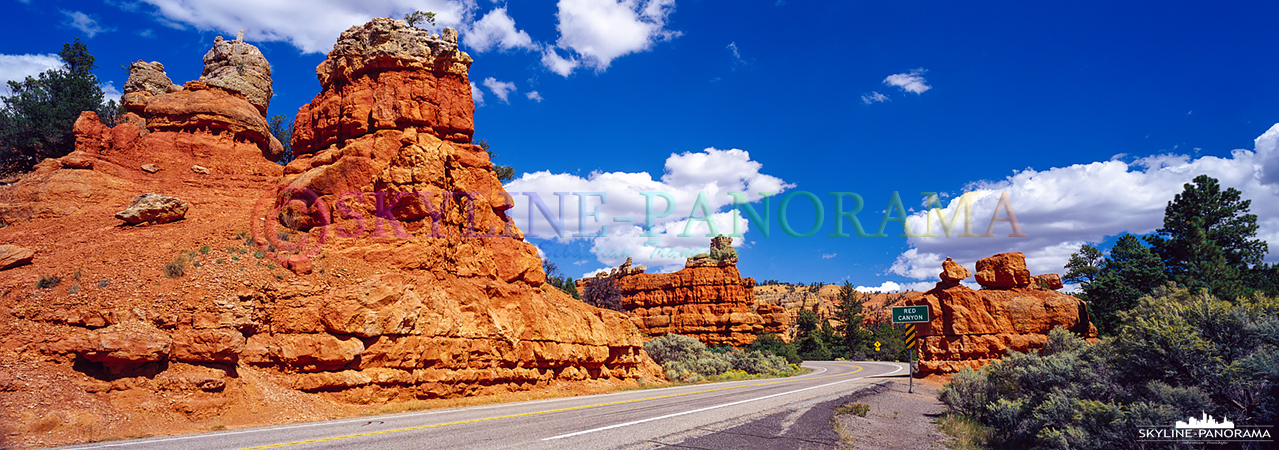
0,18,661,447
200,32,273,115
121,60,182,114
908,252,1097,374
580,236,786,346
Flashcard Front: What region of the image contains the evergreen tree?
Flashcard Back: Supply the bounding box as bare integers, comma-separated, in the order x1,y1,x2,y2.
795,309,831,360
1145,174,1267,298
832,281,873,358
1,39,107,170
1063,244,1104,287
268,114,294,165
1084,234,1167,335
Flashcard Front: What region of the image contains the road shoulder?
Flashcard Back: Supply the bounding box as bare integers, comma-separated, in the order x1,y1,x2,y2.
832,376,948,450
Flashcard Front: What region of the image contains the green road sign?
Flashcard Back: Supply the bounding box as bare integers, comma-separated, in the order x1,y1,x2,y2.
892,305,931,323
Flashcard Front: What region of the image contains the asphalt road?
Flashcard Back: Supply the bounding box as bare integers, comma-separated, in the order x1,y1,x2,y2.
58,361,906,450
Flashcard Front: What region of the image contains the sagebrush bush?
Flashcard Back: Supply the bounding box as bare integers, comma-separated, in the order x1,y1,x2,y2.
938,288,1279,450
645,334,796,382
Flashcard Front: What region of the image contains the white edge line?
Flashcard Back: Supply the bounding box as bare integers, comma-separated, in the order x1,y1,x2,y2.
62,366,837,449
542,364,875,441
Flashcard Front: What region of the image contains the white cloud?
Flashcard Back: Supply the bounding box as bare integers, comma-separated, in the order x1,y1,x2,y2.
821,253,837,259
541,47,580,77
0,53,62,97
463,7,535,52
505,148,793,272
549,0,680,75
884,68,930,94
482,77,516,103
726,41,750,69
62,10,114,37
135,0,478,54
469,81,484,106
101,81,123,102
861,91,888,105
526,90,543,102
887,123,1279,283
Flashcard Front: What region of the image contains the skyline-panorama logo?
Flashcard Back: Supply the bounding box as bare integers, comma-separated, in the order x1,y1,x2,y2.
1137,411,1273,445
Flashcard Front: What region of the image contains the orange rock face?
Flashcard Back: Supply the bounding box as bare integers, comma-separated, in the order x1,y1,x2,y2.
0,19,660,447
909,253,1096,374
585,251,785,347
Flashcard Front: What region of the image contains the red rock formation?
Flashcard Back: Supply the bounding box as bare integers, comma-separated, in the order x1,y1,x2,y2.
582,237,786,346
0,19,661,447
908,252,1097,374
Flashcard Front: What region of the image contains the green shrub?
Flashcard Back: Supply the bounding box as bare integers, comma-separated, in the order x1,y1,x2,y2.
836,402,870,417
37,275,61,289
199,245,210,254
939,288,1279,450
645,334,797,382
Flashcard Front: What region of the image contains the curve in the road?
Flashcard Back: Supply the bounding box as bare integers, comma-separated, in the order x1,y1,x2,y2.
236,362,887,450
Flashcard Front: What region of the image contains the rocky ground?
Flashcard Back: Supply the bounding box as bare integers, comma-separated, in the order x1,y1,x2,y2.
832,376,949,450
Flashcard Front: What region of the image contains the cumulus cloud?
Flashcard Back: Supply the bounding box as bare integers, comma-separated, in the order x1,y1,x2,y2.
541,47,580,77
505,148,793,272
469,81,484,106
101,81,123,102
0,53,63,97
884,68,930,94
548,0,680,75
134,0,477,54
526,90,543,102
482,77,516,103
62,10,114,37
463,7,534,52
887,123,1279,283
861,91,888,105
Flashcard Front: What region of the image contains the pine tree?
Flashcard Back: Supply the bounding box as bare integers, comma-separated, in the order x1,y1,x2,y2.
1145,174,1267,297
1,39,108,171
1084,234,1168,335
1063,244,1104,287
833,281,873,358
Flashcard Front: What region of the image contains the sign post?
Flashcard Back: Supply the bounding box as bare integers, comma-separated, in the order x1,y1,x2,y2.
892,305,930,394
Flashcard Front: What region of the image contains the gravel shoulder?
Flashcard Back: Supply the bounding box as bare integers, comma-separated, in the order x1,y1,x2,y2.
832,375,949,450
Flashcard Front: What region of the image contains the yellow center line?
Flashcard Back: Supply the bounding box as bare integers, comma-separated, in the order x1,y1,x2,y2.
237,363,867,449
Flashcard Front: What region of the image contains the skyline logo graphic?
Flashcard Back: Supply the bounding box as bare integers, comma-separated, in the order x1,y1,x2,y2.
1175,412,1234,429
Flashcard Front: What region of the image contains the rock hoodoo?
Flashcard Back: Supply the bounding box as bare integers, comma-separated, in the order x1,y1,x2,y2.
908,252,1097,374
580,236,787,346
0,18,661,446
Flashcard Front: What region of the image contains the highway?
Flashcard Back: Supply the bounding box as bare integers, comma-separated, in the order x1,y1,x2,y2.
59,361,906,450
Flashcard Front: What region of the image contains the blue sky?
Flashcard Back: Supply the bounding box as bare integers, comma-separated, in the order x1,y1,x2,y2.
4,1,1279,291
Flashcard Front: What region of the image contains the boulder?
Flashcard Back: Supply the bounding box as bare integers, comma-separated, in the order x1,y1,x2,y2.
115,193,189,224
974,252,1032,289
0,245,34,270
200,33,273,115
939,257,970,287
1032,273,1064,290
122,60,182,113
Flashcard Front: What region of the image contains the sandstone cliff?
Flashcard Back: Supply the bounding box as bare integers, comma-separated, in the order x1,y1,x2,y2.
581,236,786,346
0,19,659,447
908,253,1096,375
